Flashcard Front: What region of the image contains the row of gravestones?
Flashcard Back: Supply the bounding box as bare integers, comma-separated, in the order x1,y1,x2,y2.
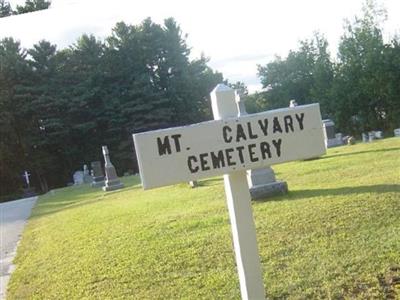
362,128,400,141
362,131,383,143
322,119,400,147
72,146,124,192
322,119,358,147
71,102,400,197
246,104,400,198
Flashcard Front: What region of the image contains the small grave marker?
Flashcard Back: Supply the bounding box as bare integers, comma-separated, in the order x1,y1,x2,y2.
73,171,84,185
22,170,31,188
102,146,124,191
91,161,105,187
322,119,343,148
22,170,36,196
83,164,93,183
133,84,326,299
362,132,369,142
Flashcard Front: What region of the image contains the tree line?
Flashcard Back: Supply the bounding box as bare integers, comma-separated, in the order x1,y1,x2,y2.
247,1,400,135
1,1,399,200
0,18,222,200
0,0,50,17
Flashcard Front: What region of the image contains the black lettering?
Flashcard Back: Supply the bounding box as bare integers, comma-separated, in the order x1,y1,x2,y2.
187,156,199,173
272,139,282,157
247,122,258,139
210,151,225,169
295,113,305,130
272,117,283,133
225,148,236,166
236,146,245,164
260,142,272,159
236,124,247,142
222,126,233,143
199,153,210,171
157,136,171,156
171,134,182,152
258,118,269,136
248,144,259,162
284,115,294,133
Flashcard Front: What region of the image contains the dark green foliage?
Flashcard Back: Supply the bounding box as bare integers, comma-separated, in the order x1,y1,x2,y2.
257,0,400,134
0,18,222,199
0,0,50,17
258,33,334,116
245,91,269,114
0,0,12,17
0,38,30,197
332,1,396,133
15,0,50,14
226,81,249,97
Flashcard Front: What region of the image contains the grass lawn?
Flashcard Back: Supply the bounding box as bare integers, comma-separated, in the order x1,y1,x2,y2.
7,138,400,299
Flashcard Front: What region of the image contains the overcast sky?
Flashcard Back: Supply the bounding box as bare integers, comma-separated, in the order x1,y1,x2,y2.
2,0,400,92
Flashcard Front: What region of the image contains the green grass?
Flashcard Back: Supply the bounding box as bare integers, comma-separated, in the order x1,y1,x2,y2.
7,138,400,299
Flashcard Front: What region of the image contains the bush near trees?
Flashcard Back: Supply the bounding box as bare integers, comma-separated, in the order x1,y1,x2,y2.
0,18,222,199
254,0,400,135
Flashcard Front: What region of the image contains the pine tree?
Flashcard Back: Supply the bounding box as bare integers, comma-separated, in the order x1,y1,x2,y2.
0,0,12,17
15,0,50,14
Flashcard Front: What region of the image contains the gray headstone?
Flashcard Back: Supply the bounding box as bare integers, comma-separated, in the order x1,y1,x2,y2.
368,131,375,142
247,168,276,186
394,128,400,137
235,93,288,200
322,119,336,139
102,146,124,192
362,133,369,143
374,131,383,139
91,161,105,187
322,119,343,148
73,171,84,185
83,164,93,183
247,168,288,199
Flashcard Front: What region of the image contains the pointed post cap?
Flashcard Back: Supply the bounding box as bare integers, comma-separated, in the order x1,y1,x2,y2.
210,84,239,120
211,83,233,94
102,145,109,155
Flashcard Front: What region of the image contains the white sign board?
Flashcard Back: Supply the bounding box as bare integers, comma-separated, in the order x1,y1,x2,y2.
133,103,325,189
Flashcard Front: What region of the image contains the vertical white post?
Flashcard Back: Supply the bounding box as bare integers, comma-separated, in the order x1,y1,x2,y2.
211,84,266,300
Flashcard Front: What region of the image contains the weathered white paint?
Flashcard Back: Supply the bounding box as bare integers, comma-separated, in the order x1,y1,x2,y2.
133,101,325,190
212,84,266,300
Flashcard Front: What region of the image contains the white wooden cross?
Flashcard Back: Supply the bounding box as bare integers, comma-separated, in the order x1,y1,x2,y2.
133,84,326,299
22,170,31,187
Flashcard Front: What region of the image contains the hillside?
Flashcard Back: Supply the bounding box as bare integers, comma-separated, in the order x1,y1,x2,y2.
7,138,400,299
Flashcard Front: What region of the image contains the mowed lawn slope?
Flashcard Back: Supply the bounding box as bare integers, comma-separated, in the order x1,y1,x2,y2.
7,138,400,299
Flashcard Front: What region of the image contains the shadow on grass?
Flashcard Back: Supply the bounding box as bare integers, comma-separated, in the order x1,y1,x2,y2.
322,147,400,160
31,193,104,219
31,183,142,219
31,175,143,213
253,184,400,204
32,181,399,218
197,178,223,187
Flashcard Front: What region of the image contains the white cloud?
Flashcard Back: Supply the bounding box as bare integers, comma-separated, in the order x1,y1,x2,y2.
2,0,400,92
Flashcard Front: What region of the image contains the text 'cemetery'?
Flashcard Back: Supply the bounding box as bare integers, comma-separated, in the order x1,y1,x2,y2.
134,103,325,189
